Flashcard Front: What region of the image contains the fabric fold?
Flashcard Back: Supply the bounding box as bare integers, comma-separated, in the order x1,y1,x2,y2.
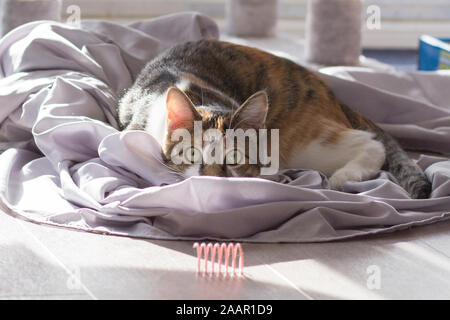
0,13,449,242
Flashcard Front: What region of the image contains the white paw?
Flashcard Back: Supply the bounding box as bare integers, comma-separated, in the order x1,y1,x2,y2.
329,167,363,190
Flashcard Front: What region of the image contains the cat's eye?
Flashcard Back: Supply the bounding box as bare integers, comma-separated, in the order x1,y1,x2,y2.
225,149,243,165
184,146,202,164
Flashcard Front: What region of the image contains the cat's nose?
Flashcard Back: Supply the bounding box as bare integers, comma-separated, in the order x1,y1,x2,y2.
202,164,226,177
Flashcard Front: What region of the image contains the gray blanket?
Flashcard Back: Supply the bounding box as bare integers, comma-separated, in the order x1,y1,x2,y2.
0,13,449,242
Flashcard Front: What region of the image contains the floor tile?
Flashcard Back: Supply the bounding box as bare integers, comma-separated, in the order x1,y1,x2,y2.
3,205,450,299
244,228,450,299
19,220,307,299
0,213,91,299
404,220,450,258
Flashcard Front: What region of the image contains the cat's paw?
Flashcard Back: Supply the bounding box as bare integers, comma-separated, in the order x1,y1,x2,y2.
329,167,363,190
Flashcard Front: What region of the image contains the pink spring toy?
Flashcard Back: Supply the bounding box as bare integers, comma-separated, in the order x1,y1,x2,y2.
193,242,244,277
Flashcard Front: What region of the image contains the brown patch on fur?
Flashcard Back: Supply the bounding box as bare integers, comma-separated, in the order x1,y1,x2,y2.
202,164,225,177
320,119,348,145
208,41,354,165
120,40,372,178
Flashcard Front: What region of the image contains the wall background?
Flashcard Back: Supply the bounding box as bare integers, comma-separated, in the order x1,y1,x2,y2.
60,0,450,49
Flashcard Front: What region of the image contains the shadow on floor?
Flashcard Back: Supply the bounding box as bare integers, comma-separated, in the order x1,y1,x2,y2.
0,244,306,299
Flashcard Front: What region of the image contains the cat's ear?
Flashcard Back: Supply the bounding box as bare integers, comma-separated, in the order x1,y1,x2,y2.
231,91,268,129
166,87,201,131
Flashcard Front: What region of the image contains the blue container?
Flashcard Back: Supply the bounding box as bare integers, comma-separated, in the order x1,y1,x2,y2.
418,35,450,71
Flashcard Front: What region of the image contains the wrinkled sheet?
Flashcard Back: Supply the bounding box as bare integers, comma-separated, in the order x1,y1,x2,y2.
0,13,449,242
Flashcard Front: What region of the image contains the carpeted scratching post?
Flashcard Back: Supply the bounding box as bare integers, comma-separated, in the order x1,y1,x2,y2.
225,0,278,37
305,0,362,66
0,0,62,37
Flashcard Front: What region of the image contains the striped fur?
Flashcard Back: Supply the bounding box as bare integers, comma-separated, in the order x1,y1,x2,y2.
339,103,431,199
118,40,431,199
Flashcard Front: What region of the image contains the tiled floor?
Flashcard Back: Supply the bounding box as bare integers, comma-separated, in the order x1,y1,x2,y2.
2,210,450,300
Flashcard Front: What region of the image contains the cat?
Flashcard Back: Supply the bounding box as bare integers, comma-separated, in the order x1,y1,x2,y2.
118,39,431,199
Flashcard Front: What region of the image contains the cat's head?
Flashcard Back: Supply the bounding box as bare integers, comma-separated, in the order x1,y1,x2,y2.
162,86,272,178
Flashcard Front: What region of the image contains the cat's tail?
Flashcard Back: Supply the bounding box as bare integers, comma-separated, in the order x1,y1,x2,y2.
339,103,431,199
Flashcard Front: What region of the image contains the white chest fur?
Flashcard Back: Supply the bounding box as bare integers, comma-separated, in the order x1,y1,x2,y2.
283,129,386,189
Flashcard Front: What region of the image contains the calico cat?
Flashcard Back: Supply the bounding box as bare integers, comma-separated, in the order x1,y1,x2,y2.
118,39,431,199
